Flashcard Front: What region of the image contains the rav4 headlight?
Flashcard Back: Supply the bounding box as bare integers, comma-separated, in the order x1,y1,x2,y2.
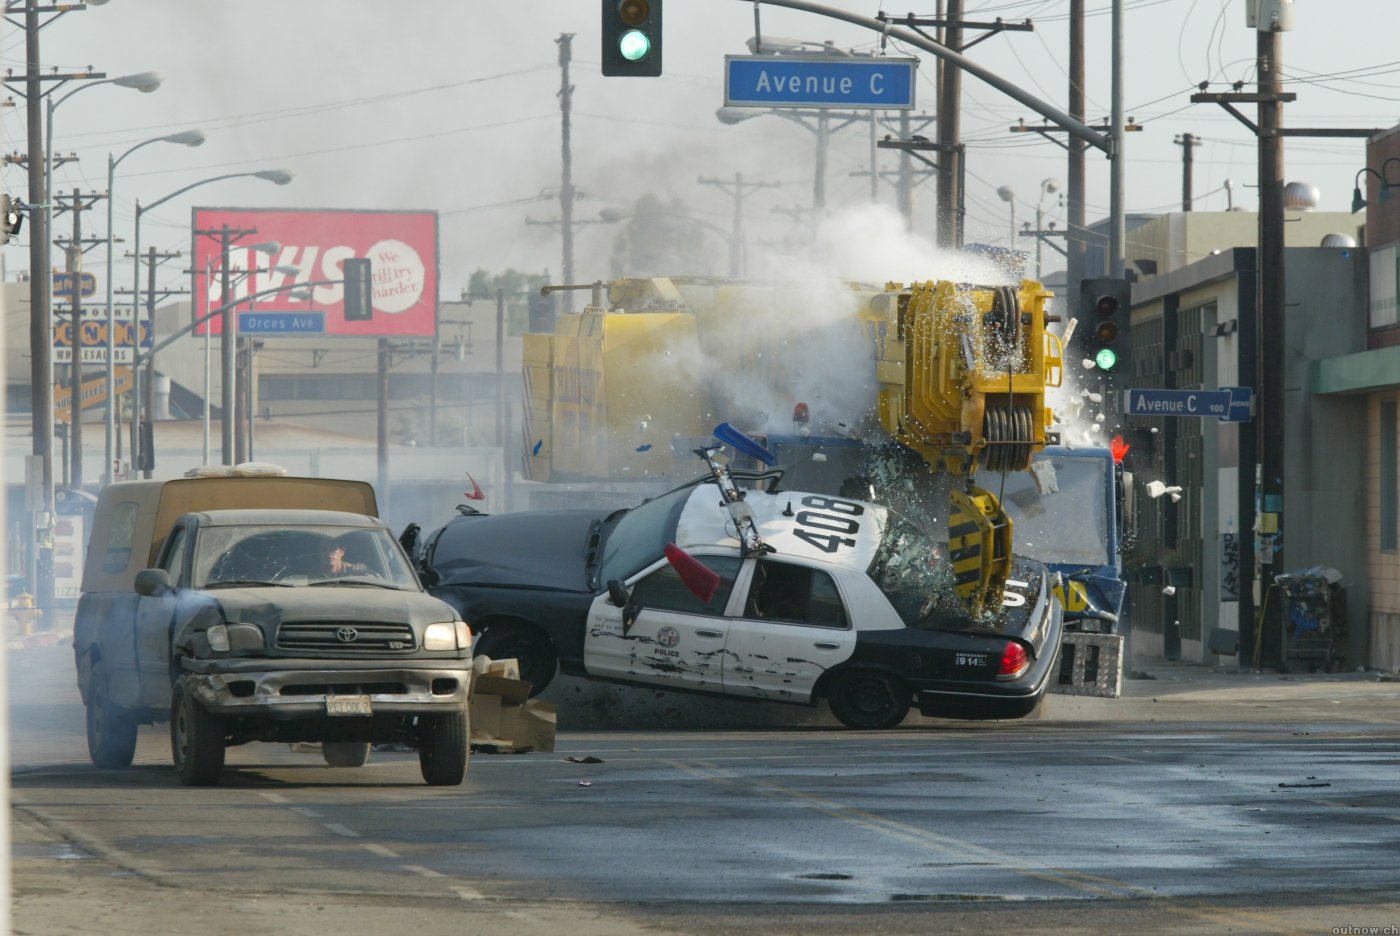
205,623,264,653
424,621,471,651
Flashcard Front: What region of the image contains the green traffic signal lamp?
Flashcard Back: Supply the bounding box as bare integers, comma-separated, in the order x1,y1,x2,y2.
1094,347,1118,371
602,0,662,77
619,29,650,61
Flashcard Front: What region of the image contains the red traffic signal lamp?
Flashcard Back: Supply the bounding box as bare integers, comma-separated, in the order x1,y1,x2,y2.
602,0,662,77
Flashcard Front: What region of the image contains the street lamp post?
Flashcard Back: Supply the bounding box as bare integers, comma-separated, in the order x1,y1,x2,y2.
129,169,293,476
1036,178,1061,281
996,185,1016,251
104,129,204,485
46,72,161,486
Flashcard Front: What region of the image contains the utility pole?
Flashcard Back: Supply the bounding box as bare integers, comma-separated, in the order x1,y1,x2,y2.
697,173,779,277
23,5,52,611
192,223,258,465
1256,24,1286,667
896,110,914,229
1108,0,1125,276
53,188,104,489
1189,10,1380,670
556,33,576,312
1175,132,1202,211
137,248,183,478
1067,0,1085,311
936,0,963,248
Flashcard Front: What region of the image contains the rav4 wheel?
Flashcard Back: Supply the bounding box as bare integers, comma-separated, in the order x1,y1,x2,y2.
475,624,557,696
827,670,911,730
170,676,226,786
418,710,470,786
322,741,371,768
86,660,138,768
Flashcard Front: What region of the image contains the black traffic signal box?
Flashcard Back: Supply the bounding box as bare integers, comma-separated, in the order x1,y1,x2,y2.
602,0,662,77
343,258,373,321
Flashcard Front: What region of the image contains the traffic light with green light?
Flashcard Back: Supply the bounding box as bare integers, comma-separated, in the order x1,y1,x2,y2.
1079,276,1130,376
602,0,662,77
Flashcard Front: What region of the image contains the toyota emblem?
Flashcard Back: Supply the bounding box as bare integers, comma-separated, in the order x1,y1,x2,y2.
336,627,359,643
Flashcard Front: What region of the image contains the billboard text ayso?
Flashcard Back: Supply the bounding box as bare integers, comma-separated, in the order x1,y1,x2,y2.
192,208,438,337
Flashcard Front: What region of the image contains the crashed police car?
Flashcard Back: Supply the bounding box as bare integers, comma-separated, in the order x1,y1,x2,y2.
411,440,1063,729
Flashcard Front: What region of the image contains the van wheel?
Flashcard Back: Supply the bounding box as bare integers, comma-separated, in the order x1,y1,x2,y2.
475,624,557,696
86,661,138,768
827,671,910,730
170,676,226,786
419,710,470,786
322,742,371,768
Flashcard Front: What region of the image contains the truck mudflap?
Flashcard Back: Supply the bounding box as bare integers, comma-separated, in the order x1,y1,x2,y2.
180,660,471,718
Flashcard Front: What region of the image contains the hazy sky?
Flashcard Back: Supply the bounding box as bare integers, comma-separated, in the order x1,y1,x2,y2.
4,0,1394,301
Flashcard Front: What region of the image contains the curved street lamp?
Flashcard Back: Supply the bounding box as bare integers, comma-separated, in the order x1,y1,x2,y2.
42,70,161,492
996,185,1016,250
129,169,294,476
102,128,205,484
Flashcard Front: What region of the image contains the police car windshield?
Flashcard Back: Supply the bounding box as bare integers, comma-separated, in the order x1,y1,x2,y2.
986,456,1111,567
597,485,691,584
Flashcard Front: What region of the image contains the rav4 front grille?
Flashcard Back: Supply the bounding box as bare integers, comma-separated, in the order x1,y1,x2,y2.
276,622,416,652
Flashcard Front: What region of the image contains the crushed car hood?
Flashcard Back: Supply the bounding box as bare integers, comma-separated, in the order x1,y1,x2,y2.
428,509,607,591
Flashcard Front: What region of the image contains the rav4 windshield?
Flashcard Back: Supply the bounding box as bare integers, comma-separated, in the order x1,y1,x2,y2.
194,525,420,590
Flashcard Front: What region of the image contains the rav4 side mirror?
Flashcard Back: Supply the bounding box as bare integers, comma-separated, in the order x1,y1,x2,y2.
134,568,172,597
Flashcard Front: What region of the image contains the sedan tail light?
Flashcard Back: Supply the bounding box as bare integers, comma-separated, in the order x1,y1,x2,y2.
998,641,1029,678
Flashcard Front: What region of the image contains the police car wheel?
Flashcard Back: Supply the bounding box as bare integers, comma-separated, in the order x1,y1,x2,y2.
475,623,556,696
827,671,910,730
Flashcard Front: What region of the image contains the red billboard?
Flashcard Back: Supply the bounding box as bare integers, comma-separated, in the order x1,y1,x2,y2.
191,208,438,337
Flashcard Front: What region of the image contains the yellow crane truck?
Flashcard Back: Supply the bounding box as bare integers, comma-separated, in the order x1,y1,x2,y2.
521,276,1065,616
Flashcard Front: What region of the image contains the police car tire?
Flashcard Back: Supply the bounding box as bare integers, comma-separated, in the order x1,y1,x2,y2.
827,670,911,730
475,623,556,697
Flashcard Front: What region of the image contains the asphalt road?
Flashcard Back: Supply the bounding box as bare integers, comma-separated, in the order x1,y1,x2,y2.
12,644,1400,935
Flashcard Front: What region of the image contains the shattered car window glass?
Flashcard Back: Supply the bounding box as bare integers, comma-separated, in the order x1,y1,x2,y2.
867,513,962,626
598,486,691,584
193,525,419,590
103,500,140,573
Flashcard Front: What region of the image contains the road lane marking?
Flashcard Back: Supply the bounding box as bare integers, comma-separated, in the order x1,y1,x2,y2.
323,823,359,838
669,759,1311,936
290,806,322,819
402,864,443,878
257,792,289,803
452,885,488,901
362,843,400,858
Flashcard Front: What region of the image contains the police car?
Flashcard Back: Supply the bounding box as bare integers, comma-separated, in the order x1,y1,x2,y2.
416,454,1063,729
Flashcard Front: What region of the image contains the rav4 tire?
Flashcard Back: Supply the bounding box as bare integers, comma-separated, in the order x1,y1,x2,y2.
475,624,557,696
86,660,138,768
418,710,470,786
170,676,226,786
827,670,911,730
322,741,371,768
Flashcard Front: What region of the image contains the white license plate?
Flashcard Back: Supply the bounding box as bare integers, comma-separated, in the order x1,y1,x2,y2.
325,695,372,717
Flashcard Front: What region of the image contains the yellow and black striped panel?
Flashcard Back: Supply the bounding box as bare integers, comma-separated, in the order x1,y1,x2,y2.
948,488,1015,613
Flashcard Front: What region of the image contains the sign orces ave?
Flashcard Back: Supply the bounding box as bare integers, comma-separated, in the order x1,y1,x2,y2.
724,55,917,109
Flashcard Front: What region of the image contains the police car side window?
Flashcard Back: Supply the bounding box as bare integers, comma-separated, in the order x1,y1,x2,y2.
748,560,848,629
632,556,742,617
